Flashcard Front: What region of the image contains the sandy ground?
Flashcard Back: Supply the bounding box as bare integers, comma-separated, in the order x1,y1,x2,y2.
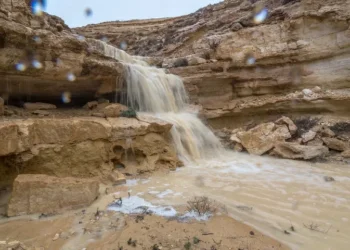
0,186,289,250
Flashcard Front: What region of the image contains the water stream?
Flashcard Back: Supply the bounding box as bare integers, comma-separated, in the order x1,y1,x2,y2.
95,41,350,250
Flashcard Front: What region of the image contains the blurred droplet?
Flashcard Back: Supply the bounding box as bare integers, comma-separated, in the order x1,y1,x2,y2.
76,35,85,41
100,36,109,43
62,92,72,103
246,56,256,65
30,0,45,16
15,62,27,72
120,41,128,50
253,7,268,24
54,58,62,66
85,7,93,17
33,36,42,44
67,72,76,82
32,60,43,69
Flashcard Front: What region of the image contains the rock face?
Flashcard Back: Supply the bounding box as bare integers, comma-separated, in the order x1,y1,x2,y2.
7,174,99,216
237,122,291,155
0,0,125,106
272,142,329,160
0,117,180,188
322,138,349,152
76,0,350,128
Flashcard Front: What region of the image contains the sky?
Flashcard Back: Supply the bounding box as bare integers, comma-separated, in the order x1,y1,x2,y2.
46,0,223,28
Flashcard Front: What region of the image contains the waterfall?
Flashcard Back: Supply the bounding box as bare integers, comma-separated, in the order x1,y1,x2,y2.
94,40,222,162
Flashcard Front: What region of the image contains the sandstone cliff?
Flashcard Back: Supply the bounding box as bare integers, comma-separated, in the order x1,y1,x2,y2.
0,0,126,106
76,0,350,128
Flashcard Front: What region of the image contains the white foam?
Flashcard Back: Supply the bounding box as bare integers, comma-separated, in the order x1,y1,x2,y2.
109,196,177,217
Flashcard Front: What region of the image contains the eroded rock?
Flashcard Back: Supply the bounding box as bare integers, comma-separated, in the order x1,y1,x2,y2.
272,142,329,160
7,174,99,217
101,104,128,118
237,123,291,155
322,138,348,152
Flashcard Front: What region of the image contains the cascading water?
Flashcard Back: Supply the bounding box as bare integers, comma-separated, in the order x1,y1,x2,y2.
93,40,350,250
94,40,222,163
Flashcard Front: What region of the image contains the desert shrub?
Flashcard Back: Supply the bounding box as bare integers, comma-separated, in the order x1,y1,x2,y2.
173,58,189,68
330,122,350,135
187,196,217,216
294,117,320,137
120,108,137,118
208,39,220,51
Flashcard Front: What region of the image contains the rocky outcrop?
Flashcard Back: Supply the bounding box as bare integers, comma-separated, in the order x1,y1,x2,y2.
76,0,350,128
272,142,329,160
0,0,126,106
219,116,350,162
0,117,180,188
7,174,99,216
236,122,291,155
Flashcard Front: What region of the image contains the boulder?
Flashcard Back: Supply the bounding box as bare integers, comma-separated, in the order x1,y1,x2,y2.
322,138,348,151
7,174,99,217
307,137,324,146
272,142,329,160
23,102,57,111
237,123,291,155
84,101,99,110
0,97,4,115
186,55,207,66
341,150,350,158
101,104,128,118
275,116,297,135
302,130,317,143
108,171,127,185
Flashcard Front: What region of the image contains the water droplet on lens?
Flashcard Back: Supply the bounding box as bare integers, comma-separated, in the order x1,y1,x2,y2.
32,60,43,69
77,35,85,41
120,41,128,50
62,92,72,103
246,56,256,65
67,72,76,82
54,58,62,66
15,62,27,71
30,0,45,16
100,36,109,42
85,7,93,17
253,8,268,24
33,36,42,44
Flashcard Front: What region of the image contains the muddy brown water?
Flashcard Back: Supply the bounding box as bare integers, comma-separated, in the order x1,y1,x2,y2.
126,151,350,250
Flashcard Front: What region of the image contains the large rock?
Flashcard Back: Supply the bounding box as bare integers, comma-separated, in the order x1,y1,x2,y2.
237,123,291,155
302,130,317,143
322,138,349,152
275,117,297,135
7,174,99,217
101,103,128,118
272,142,329,160
0,117,179,187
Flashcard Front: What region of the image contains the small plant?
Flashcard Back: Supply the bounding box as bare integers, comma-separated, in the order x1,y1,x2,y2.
193,237,200,244
120,108,137,118
127,238,137,247
303,222,332,234
330,122,350,135
152,244,161,250
184,242,191,250
187,196,217,216
208,39,220,51
294,117,320,137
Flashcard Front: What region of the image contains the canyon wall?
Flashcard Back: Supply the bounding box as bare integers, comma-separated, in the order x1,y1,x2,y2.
77,0,350,129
